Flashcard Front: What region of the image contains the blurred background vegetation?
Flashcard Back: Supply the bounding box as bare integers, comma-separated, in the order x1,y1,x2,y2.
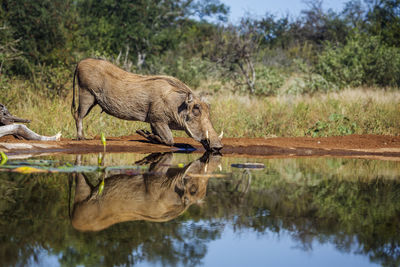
0,0,399,137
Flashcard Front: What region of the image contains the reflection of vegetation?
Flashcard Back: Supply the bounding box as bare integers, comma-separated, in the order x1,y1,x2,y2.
0,172,221,266
0,156,400,266
203,158,400,267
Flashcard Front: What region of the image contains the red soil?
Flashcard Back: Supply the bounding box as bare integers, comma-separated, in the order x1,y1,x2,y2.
1,134,400,160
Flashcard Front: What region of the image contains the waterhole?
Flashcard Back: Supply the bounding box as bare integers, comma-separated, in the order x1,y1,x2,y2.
0,152,399,267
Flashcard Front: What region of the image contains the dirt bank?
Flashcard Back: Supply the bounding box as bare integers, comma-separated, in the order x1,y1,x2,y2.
1,134,400,160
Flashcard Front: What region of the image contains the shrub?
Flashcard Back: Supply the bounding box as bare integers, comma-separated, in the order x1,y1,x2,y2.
254,66,286,95
160,57,216,89
307,113,358,137
316,32,400,88
32,64,72,97
285,59,338,95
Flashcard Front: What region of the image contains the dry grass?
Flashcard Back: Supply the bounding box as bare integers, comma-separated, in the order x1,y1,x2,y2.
210,88,400,137
1,77,399,139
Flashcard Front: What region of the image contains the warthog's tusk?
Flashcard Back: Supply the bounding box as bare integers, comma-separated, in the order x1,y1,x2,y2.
218,164,222,171
206,130,209,140
204,163,208,173
184,122,195,138
218,130,223,139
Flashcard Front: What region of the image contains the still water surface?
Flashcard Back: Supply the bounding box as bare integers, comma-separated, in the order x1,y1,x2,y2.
1,152,399,266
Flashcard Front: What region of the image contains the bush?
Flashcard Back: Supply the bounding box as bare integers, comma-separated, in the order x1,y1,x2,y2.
254,66,286,95
33,64,72,97
286,73,336,95
307,113,358,137
152,55,216,89
316,32,400,88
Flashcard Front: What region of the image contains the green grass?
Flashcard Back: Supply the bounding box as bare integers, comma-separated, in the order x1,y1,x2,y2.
1,76,399,139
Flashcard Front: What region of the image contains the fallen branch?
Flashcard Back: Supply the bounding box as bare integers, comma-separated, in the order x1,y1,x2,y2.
0,103,61,141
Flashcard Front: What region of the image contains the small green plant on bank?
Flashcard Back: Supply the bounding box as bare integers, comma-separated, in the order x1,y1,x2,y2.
0,152,8,166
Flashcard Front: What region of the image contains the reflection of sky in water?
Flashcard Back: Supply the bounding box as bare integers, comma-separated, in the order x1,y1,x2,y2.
29,223,380,267
29,250,60,267
204,225,378,267
132,220,379,267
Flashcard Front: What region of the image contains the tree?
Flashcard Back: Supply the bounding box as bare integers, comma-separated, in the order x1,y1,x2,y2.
78,0,228,70
257,13,291,49
208,18,262,93
295,0,350,47
342,0,367,28
1,0,74,66
365,0,400,46
0,23,22,75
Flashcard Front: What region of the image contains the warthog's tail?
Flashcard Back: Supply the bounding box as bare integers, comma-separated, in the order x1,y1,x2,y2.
71,64,78,121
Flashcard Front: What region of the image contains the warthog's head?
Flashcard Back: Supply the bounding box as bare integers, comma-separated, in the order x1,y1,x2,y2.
179,94,223,153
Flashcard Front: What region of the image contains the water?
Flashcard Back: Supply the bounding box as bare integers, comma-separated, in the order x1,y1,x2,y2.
1,152,399,267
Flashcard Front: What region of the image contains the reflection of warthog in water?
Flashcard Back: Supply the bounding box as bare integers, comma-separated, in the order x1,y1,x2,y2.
71,152,221,232
71,58,223,152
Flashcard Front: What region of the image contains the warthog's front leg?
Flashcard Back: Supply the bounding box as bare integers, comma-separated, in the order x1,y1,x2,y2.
136,122,174,146
0,124,61,141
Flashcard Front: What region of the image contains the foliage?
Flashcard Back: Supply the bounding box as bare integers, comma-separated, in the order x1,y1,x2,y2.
316,32,400,87
286,59,338,95
77,0,228,70
206,18,261,93
296,0,351,47
153,56,216,88
307,113,358,137
1,0,400,99
253,66,286,95
1,0,75,66
365,0,400,46
0,22,23,74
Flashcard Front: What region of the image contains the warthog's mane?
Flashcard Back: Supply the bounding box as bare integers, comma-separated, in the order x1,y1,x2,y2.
142,75,193,94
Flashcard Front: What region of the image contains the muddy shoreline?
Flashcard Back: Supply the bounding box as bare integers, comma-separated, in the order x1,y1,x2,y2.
1,134,400,160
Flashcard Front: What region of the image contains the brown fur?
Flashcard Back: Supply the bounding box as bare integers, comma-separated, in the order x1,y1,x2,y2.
71,152,221,231
72,58,222,151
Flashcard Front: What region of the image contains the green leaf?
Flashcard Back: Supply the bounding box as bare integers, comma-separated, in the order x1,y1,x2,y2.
0,152,8,166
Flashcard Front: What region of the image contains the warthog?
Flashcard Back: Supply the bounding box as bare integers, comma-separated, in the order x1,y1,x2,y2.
71,58,223,152
71,152,221,231
0,103,61,141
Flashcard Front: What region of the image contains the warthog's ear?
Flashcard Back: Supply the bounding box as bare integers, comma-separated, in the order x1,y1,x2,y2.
179,93,194,116
200,95,209,104
186,93,193,104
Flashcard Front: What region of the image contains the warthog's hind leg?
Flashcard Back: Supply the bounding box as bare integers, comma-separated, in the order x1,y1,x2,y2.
0,124,61,141
136,122,174,146
74,89,96,140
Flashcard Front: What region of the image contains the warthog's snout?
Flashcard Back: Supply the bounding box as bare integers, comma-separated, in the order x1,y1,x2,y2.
200,130,223,152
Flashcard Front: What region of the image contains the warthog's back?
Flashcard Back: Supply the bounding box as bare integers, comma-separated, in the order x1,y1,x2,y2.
76,58,192,122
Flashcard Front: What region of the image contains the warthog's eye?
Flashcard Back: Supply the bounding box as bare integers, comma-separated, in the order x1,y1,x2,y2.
192,104,201,117
189,184,198,195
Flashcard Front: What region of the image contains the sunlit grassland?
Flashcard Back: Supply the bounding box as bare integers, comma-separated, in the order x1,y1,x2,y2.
211,87,400,138
1,77,399,139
